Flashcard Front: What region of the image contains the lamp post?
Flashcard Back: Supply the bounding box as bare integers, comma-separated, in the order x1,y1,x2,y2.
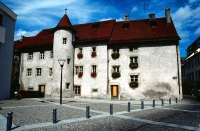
58,59,66,105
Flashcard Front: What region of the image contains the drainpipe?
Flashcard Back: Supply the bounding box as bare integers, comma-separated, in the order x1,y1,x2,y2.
107,47,110,100
176,42,182,101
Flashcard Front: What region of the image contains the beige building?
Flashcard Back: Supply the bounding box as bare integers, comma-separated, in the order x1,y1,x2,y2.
15,7,182,100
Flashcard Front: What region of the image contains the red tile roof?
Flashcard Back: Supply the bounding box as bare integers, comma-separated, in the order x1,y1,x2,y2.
74,20,115,43
109,18,180,44
15,14,180,50
54,14,76,33
15,29,53,49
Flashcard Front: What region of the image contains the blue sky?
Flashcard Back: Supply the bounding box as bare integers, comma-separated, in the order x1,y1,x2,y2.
1,0,200,57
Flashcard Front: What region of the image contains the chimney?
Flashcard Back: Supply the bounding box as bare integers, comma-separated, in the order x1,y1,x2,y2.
124,14,129,21
165,6,171,23
149,14,155,21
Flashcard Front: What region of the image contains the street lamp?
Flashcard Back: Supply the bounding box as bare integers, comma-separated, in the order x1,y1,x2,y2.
58,59,66,105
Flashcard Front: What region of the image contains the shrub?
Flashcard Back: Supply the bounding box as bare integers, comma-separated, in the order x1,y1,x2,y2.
129,63,138,69
129,81,138,88
112,72,121,78
111,52,120,59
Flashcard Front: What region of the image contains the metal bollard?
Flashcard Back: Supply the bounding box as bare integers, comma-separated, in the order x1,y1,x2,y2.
86,106,90,118
6,112,13,130
161,99,164,106
52,108,57,124
176,98,178,103
141,101,144,109
128,102,130,112
153,100,155,107
169,98,171,105
110,104,113,115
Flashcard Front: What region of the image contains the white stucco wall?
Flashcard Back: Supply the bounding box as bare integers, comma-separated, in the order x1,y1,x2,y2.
108,42,181,100
19,51,53,94
52,29,74,98
74,43,108,99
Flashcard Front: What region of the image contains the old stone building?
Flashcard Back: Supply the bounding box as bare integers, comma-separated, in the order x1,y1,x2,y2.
15,7,182,100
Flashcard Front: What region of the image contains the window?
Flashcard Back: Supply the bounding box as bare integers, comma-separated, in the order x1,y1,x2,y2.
27,69,32,76
113,48,119,53
91,47,97,57
92,65,97,73
36,68,41,76
40,52,44,59
195,55,199,66
66,83,70,89
67,58,70,65
92,47,96,52
75,66,83,74
79,48,82,53
129,46,138,51
0,14,2,26
28,53,33,60
92,89,98,92
130,57,138,63
49,68,53,76
63,38,67,44
50,51,53,58
74,86,81,95
130,75,138,82
112,66,120,73
196,70,200,79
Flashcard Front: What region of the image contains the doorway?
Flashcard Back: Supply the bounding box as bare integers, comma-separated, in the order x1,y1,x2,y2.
111,85,118,98
39,85,45,97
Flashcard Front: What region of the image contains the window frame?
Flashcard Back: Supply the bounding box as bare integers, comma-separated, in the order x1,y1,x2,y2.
74,86,81,96
92,65,97,73
49,68,53,76
40,51,44,59
36,68,42,76
28,53,33,60
63,38,67,44
27,68,32,76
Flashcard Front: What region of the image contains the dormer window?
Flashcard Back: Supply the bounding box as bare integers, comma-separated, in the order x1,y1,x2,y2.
63,38,67,44
92,23,100,29
123,23,129,29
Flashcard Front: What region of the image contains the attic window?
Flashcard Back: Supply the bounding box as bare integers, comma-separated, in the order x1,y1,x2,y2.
123,23,129,29
92,23,100,29
150,21,157,27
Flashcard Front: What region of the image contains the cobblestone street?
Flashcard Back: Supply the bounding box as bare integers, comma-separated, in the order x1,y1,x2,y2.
0,95,200,131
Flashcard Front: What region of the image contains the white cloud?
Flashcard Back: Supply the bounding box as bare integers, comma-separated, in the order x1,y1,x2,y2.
195,26,200,35
171,4,200,43
15,29,39,40
131,6,137,12
189,0,198,3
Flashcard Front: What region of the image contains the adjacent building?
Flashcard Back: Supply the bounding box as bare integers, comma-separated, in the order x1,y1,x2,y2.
0,2,17,100
182,37,200,95
15,7,182,100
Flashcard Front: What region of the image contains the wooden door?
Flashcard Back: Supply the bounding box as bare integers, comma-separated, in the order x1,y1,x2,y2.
111,85,118,97
39,85,45,97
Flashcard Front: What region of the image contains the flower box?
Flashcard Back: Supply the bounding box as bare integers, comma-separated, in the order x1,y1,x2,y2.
129,63,138,69
129,81,138,88
77,53,83,59
111,52,120,59
112,72,121,78
91,72,97,77
78,72,83,78
91,52,97,57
